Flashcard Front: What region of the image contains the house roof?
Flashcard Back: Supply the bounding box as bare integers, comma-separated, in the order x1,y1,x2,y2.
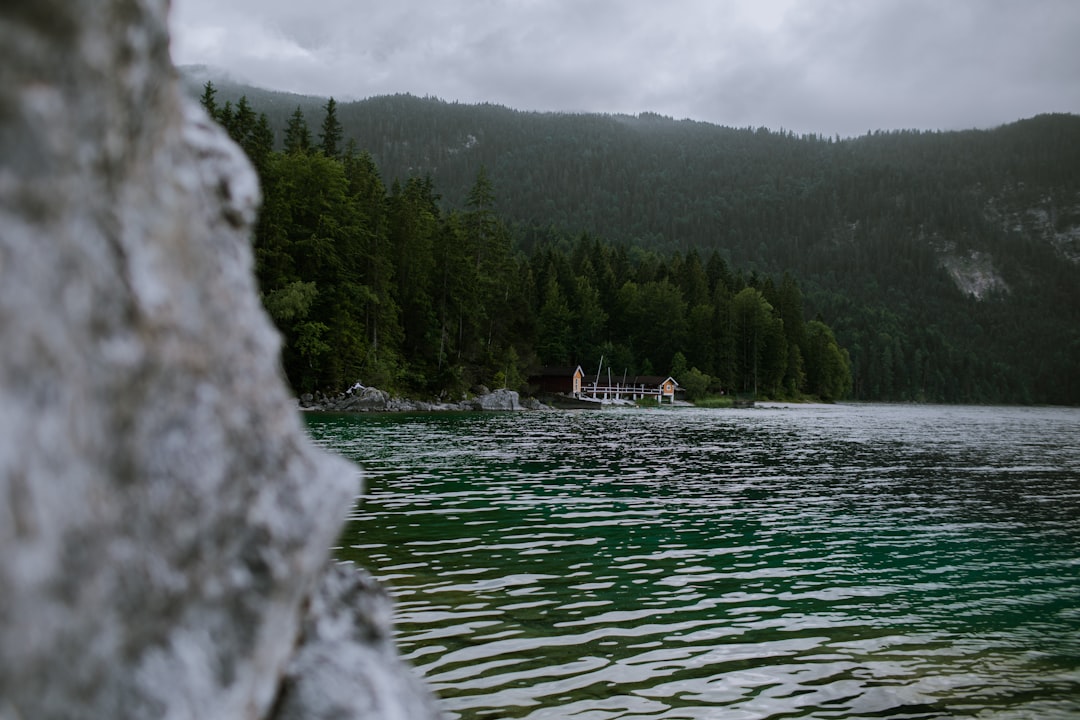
528,365,584,379
622,375,679,386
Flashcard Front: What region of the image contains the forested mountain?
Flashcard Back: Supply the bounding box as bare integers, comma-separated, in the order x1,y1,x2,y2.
183,68,1080,404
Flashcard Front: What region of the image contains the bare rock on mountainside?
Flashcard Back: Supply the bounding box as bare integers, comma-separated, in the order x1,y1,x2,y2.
0,2,439,719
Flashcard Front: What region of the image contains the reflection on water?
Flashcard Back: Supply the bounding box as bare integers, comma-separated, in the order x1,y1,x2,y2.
308,404,1080,719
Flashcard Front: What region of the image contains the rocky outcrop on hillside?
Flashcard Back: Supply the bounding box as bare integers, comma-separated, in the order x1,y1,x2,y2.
0,3,439,719
999,194,1080,264
939,249,1011,300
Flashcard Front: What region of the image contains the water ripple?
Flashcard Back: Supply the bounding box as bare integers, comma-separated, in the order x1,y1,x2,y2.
312,405,1080,719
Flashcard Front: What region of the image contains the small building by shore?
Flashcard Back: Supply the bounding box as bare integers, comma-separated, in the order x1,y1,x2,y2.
528,366,679,405
528,366,584,396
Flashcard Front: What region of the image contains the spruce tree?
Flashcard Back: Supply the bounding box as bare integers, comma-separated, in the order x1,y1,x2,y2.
283,106,311,155
231,96,256,146
199,81,218,118
246,113,274,173
319,97,343,159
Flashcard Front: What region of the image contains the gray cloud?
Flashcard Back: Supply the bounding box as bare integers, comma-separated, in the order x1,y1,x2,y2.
170,0,1080,138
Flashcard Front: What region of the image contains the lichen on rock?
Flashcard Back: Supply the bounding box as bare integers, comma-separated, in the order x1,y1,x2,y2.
0,2,440,719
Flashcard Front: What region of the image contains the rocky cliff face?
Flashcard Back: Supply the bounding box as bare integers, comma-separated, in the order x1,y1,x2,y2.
0,2,439,718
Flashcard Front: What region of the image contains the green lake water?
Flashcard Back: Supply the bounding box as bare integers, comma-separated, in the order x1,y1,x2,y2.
306,403,1080,719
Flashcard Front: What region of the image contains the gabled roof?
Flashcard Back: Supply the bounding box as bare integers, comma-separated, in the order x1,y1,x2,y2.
623,375,678,386
529,365,584,379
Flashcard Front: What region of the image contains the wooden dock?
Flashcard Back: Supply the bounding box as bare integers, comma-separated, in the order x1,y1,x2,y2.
581,379,677,404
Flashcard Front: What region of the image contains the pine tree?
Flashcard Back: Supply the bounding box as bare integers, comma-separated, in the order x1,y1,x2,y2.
230,96,256,147
217,100,235,137
246,113,274,173
462,167,514,372
319,97,343,159
199,81,218,118
284,106,311,155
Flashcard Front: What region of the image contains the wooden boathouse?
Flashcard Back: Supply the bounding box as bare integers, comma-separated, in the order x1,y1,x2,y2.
530,365,585,396
582,374,679,404
529,366,679,404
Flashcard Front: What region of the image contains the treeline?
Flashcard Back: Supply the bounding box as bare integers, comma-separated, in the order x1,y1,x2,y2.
200,84,850,401
186,73,1080,404
330,102,1080,406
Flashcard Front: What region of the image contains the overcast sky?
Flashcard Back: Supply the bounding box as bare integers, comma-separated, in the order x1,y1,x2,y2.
169,0,1080,138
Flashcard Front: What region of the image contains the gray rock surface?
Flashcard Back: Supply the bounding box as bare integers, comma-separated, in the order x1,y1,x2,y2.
272,563,444,720
0,2,439,719
309,385,533,413
468,388,522,411
521,396,553,411
340,386,391,411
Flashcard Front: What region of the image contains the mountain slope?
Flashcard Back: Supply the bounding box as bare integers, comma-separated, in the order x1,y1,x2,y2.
186,70,1080,404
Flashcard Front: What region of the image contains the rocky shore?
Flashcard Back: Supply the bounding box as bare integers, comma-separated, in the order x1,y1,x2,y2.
299,384,552,413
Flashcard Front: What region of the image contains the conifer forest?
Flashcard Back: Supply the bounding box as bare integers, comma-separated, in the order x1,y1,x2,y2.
195,78,1080,405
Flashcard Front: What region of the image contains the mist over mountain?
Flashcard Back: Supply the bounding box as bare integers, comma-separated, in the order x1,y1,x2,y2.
182,68,1080,404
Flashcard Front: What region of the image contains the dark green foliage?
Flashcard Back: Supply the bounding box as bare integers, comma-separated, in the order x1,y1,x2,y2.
224,95,1065,406
198,81,218,117
220,95,847,398
679,366,712,401
319,97,343,159
284,106,312,155
200,84,275,173
803,321,853,401
187,79,1078,404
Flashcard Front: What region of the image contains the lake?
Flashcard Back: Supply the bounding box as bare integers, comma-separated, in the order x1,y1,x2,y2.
306,403,1080,719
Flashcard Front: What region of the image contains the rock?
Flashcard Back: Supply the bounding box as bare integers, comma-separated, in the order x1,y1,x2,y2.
469,388,522,411
385,396,422,412
272,563,444,720
521,396,551,410
340,386,390,411
0,3,439,720
305,386,554,414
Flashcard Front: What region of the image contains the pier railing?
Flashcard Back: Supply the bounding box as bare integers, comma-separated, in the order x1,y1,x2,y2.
581,383,673,404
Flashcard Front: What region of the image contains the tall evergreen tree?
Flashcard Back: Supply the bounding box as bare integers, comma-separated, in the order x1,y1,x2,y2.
199,81,218,118
462,167,514,368
232,96,256,144
245,113,274,173
217,100,235,137
732,287,777,395
284,106,311,155
536,273,572,365
388,176,440,385
319,97,343,159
